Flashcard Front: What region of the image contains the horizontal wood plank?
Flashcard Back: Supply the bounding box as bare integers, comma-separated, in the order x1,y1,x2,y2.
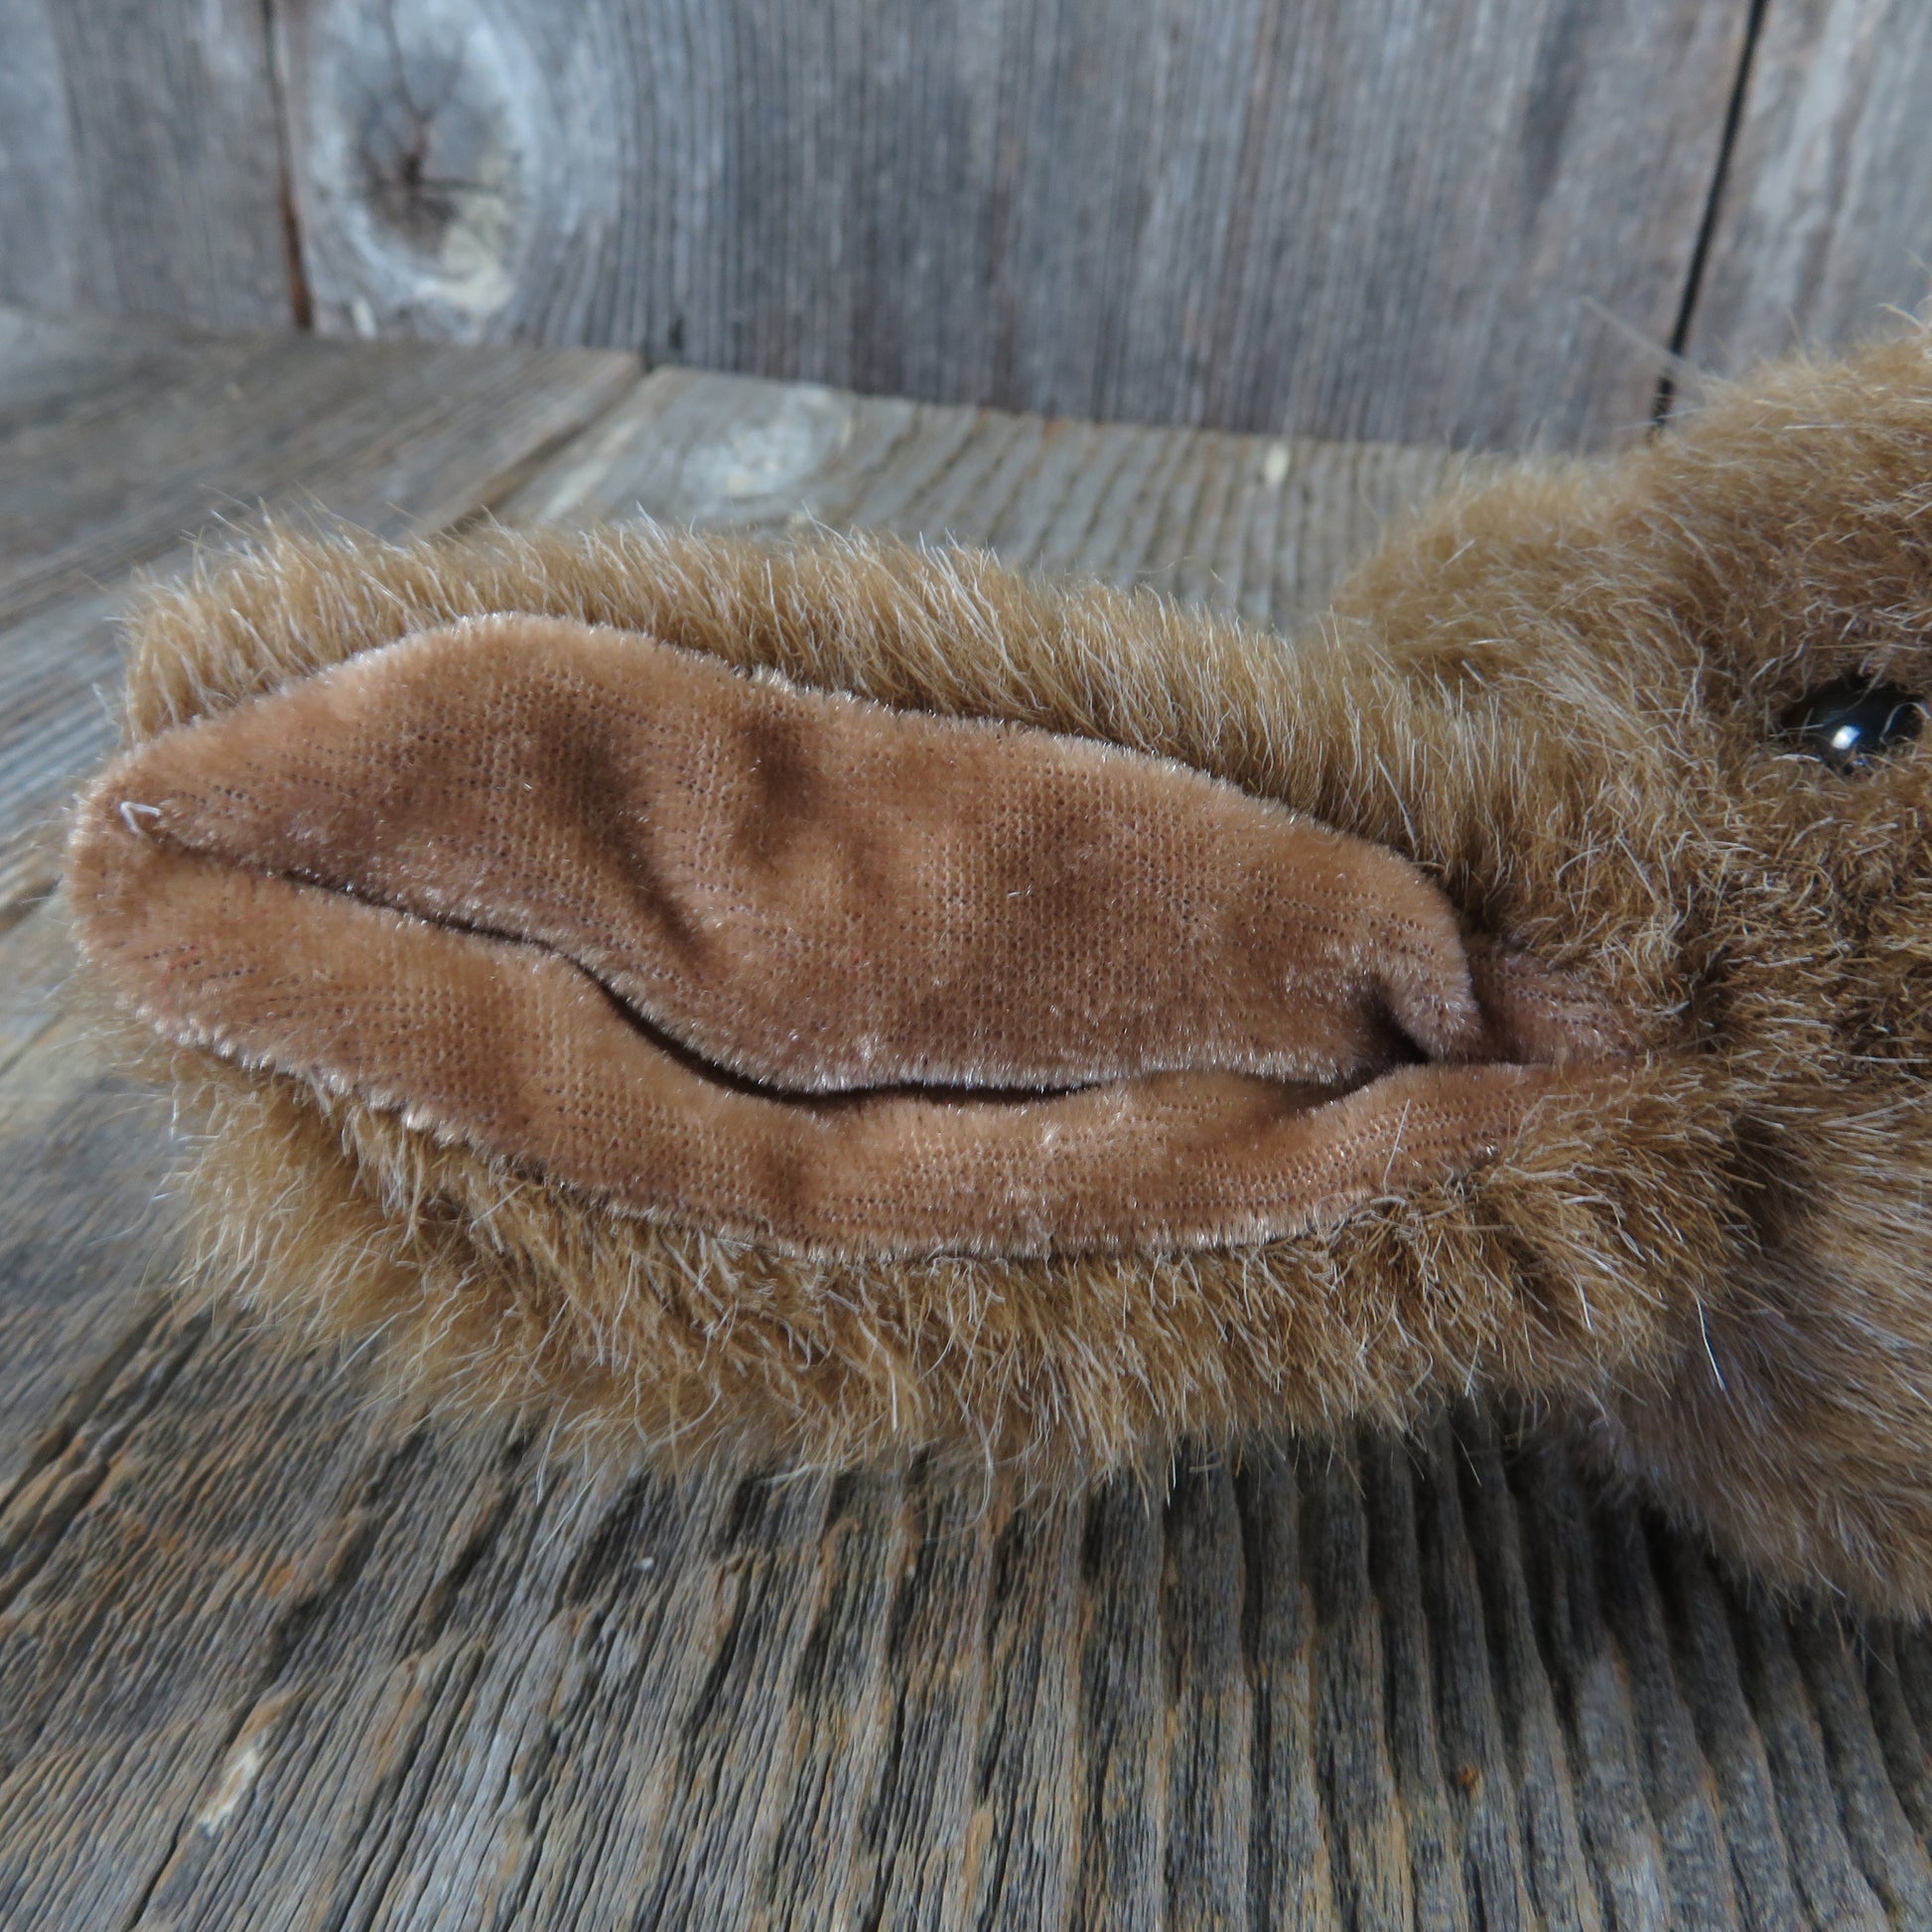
501,365,1482,623
0,309,638,629
274,0,1753,451
0,306,639,915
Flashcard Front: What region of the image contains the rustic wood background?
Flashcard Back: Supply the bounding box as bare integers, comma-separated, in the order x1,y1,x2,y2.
10,3,1932,1924
7,302,1932,1930
6,0,1932,449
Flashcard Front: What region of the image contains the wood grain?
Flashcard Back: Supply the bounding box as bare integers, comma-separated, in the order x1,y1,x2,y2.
0,309,637,628
272,0,1754,451
4,325,1932,1926
26,0,1932,450
0,0,292,331
499,366,1484,621
0,304,638,915
1683,0,1932,379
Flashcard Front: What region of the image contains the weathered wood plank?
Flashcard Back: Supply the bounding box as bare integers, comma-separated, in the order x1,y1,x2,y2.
274,0,1753,450
0,0,292,331
1302,1449,1414,1926
964,1495,1081,1929
1453,1417,1607,1932
500,366,1479,621
0,1311,487,1927
0,591,135,920
1653,1533,1807,1931
1071,1483,1166,1932
1729,1598,1890,1928
1508,1443,1674,1929
1233,1450,1339,1929
1355,1438,1472,1932
749,1467,904,1929
1158,1469,1249,1932
844,1469,994,1929
0,903,176,1497
1591,1504,1742,1928
1683,0,1932,377
0,307,639,913
1403,1418,1538,1932
0,309,638,626
1790,1619,1932,1923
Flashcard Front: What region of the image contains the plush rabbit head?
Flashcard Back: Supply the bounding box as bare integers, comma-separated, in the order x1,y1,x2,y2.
65,337,1932,1613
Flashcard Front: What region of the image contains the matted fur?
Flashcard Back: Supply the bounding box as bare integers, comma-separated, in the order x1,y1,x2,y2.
70,335,1932,1611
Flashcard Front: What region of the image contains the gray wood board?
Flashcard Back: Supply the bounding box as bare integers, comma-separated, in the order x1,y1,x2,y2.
22,0,1932,452
2,337,1930,1925
272,0,1754,451
0,306,638,915
500,366,1489,625
0,0,293,332
1683,0,1932,377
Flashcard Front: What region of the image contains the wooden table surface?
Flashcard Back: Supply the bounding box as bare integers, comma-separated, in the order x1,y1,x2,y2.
4,305,1932,1930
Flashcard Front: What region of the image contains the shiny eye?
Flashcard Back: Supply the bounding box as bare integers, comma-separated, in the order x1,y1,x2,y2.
1784,678,1923,769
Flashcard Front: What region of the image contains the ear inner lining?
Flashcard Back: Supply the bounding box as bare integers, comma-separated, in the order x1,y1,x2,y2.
83,614,1482,1093
69,828,1555,1260
67,613,1590,1259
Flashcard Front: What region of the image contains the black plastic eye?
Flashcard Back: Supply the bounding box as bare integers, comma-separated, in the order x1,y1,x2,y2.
1784,678,1924,769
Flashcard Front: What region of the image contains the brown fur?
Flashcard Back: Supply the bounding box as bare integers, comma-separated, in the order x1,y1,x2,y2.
63,335,1932,1612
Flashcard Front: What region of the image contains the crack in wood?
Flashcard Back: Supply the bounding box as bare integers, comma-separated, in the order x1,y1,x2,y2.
0,1301,167,1523
260,0,316,331
1654,0,1773,427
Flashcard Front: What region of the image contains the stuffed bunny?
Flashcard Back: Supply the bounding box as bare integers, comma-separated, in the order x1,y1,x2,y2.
65,338,1932,1613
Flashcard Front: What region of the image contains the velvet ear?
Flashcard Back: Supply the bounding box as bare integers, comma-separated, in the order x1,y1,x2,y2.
69,613,1573,1259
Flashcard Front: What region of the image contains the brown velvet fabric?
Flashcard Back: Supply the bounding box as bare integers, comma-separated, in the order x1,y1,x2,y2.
82,614,1481,1087
68,616,1576,1258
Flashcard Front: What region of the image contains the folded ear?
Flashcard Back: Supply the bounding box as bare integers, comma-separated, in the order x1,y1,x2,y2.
68,612,1556,1259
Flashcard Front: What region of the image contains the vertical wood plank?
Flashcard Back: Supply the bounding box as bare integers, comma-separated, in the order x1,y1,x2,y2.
844,1464,994,1930
750,1468,907,1930
1787,1617,1932,1925
1861,1623,1932,1844
1589,1503,1741,1928
1651,1533,1804,1932
0,1324,510,1928
0,915,179,1493
1684,0,1932,376
963,1498,1080,1932
1405,1417,1537,1932
276,0,1754,449
1454,1419,1605,1932
0,0,292,330
1507,1442,1672,1931
1726,1594,1889,1929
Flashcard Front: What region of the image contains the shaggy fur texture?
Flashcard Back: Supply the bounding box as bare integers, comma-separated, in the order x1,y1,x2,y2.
62,335,1932,1612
